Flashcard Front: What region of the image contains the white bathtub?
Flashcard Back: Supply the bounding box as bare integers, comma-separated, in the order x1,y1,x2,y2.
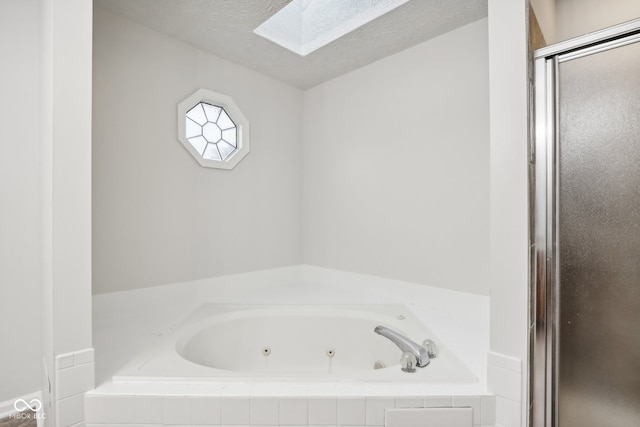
114,304,477,383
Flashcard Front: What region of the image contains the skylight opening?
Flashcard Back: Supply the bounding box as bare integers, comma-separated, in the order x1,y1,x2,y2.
254,0,410,56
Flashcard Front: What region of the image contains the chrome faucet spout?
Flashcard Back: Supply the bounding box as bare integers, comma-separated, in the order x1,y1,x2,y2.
374,325,430,367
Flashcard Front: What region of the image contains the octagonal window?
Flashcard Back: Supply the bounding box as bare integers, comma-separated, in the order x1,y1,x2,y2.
186,103,237,161
178,89,250,170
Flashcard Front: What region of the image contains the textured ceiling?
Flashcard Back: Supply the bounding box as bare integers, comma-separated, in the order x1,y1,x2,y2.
95,0,488,89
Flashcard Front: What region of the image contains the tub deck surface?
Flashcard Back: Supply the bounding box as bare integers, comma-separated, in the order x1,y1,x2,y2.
89,266,494,426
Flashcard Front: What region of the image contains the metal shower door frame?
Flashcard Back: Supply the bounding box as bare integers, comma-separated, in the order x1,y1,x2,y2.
530,18,640,427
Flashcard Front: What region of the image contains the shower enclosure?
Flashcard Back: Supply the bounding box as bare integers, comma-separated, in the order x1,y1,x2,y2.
531,19,640,427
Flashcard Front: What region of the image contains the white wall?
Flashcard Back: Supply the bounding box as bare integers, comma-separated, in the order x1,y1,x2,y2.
302,19,490,295
488,0,529,367
40,0,94,424
0,0,42,403
530,0,556,43
556,0,640,42
531,0,640,46
487,0,529,426
40,0,94,425
92,7,304,294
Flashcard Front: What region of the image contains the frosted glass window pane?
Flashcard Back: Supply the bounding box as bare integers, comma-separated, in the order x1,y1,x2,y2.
188,136,208,155
222,128,237,147
202,143,222,161
202,122,222,143
186,118,202,138
218,141,236,160
202,103,222,122
217,109,236,130
186,103,207,125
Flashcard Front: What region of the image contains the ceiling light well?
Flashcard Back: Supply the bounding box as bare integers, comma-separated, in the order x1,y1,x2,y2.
254,0,410,56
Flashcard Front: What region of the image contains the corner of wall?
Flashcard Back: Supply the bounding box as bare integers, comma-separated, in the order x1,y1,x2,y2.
54,349,95,427
488,0,530,426
40,0,94,425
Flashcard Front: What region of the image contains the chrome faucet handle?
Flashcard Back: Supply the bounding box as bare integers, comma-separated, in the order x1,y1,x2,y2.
374,325,429,367
422,339,438,359
400,352,417,373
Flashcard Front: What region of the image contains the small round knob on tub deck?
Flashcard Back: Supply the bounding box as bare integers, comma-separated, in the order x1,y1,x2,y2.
400,352,417,373
422,339,438,359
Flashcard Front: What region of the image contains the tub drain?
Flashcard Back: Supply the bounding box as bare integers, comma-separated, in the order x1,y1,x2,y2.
373,360,386,369
262,346,271,356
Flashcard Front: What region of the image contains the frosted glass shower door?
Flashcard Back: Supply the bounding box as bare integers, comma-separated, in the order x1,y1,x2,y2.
556,38,640,427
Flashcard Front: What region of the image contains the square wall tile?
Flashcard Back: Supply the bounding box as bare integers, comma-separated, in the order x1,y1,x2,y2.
251,397,279,425
74,349,94,365
481,396,496,425
337,397,365,425
424,396,452,408
134,395,163,424
163,396,192,425
221,397,251,425
394,397,423,409
56,353,74,370
365,397,394,426
308,397,336,425
56,362,95,399
385,408,472,427
487,352,522,373
488,364,522,402
193,396,221,425
495,396,521,427
104,395,135,424
57,393,85,427
279,397,307,425
84,394,105,424
452,396,481,425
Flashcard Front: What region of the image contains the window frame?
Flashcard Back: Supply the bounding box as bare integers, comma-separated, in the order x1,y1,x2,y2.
177,88,250,170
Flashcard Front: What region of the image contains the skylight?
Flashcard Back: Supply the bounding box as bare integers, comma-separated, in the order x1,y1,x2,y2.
254,0,410,56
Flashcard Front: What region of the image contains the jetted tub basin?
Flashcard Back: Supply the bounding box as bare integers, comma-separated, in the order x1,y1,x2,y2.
114,304,477,383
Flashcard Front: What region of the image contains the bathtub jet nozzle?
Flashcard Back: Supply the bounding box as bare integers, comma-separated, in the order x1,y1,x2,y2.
374,325,430,369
